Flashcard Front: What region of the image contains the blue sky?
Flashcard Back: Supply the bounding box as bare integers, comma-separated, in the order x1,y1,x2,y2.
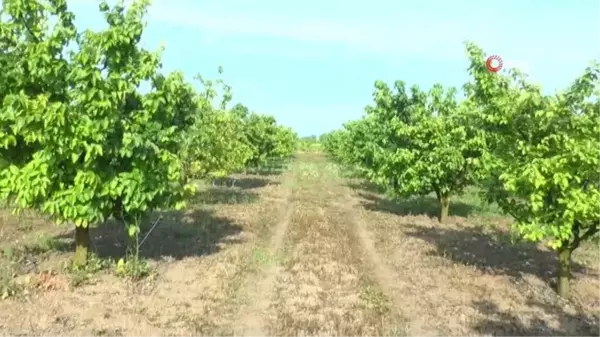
68,0,599,137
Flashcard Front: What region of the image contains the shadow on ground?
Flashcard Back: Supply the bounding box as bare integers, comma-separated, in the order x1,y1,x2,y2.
472,299,599,336
245,159,292,176
402,223,592,284
1,181,264,271
192,182,263,205
246,167,287,176
346,181,387,194
52,207,244,261
357,191,476,218
211,176,279,190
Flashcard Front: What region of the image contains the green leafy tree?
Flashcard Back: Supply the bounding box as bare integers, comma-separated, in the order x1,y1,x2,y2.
182,109,252,181
360,81,486,222
230,103,249,119
242,113,297,168
464,42,600,297
320,130,340,157
342,118,379,179
0,0,195,266
322,118,385,183
180,72,252,181
272,126,298,158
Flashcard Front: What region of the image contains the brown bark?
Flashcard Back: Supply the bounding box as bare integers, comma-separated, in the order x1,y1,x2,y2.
73,225,91,267
557,247,572,298
439,194,450,223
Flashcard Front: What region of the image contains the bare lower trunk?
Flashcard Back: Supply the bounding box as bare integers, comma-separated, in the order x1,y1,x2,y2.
73,225,91,267
439,194,450,223
557,247,572,298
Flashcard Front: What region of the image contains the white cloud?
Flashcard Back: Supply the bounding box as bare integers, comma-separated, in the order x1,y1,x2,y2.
145,2,485,60
68,0,597,65
147,2,593,69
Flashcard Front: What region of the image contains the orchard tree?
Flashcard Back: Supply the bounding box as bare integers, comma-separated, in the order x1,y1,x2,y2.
180,74,252,182
231,103,249,119
322,117,391,185
362,81,485,223
321,129,348,162
243,113,296,168
0,0,195,266
272,125,298,159
465,42,600,297
341,118,380,179
321,132,338,159
182,109,252,182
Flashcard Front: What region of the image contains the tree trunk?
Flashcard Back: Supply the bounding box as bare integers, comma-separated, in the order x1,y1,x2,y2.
557,247,572,298
439,194,450,223
73,225,91,267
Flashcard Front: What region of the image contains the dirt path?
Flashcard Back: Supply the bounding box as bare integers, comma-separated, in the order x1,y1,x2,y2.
233,165,297,336
344,197,439,336
250,153,404,336
233,153,405,336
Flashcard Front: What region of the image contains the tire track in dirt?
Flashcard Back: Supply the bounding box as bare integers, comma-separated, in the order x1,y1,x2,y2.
345,194,441,336
232,165,297,336
265,153,399,336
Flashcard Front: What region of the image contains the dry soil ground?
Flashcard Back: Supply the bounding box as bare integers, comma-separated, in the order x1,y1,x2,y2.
0,152,598,336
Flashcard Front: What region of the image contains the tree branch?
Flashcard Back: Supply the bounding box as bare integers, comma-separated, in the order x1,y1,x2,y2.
18,17,41,43
570,222,599,251
579,225,599,242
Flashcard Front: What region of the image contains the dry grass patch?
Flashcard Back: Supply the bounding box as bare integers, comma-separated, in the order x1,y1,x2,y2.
0,171,290,335
353,185,599,336
267,153,406,336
